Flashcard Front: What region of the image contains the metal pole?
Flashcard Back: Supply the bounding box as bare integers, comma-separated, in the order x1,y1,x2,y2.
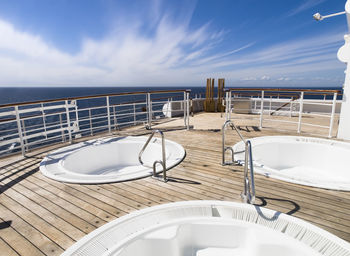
106,96,111,133
259,91,264,129
14,106,25,156
297,92,304,133
65,100,72,143
328,92,338,138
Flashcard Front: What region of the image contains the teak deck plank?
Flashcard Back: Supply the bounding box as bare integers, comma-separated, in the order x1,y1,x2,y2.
0,112,349,255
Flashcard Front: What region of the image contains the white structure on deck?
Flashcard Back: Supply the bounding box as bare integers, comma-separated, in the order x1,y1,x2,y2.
337,1,350,140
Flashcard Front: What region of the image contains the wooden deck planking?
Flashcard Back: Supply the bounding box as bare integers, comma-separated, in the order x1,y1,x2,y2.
0,112,349,255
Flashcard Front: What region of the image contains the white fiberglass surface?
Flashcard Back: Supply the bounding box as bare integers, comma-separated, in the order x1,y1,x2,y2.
108,218,319,256
62,201,350,256
40,136,185,183
233,136,350,190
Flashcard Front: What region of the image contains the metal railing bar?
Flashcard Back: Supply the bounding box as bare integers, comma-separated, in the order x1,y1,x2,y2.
0,89,189,108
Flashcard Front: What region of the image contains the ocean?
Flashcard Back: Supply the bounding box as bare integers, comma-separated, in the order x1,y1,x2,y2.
0,86,343,105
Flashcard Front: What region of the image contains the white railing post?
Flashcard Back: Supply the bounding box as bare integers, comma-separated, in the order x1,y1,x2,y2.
21,120,28,151
228,90,232,120
183,91,187,126
328,92,337,138
297,92,304,133
133,103,136,125
290,100,293,117
269,96,272,115
65,100,72,143
41,103,48,139
74,100,79,132
259,91,264,129
59,113,65,142
225,91,229,121
113,106,117,130
14,106,25,156
186,91,190,130
106,96,111,133
147,93,152,128
89,109,93,136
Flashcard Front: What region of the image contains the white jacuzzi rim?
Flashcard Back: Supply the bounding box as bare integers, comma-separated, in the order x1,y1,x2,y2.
39,136,186,184
233,135,350,191
61,200,350,256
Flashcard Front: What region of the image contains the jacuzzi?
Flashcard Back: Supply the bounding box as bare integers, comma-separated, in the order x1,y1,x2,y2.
40,136,185,184
62,201,350,256
233,136,350,191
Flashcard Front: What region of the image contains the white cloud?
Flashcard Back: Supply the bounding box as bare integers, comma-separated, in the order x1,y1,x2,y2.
0,6,345,87
260,75,271,80
277,77,291,81
287,0,326,17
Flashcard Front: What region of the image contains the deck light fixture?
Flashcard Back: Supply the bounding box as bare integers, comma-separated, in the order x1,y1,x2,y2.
313,11,346,21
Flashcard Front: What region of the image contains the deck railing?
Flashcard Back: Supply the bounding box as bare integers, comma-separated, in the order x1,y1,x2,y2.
0,89,191,158
225,88,342,138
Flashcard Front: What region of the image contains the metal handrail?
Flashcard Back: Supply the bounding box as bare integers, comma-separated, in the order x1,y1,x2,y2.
222,120,255,204
138,130,167,182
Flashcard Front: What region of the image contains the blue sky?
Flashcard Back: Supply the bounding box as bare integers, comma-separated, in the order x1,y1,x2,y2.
0,0,348,87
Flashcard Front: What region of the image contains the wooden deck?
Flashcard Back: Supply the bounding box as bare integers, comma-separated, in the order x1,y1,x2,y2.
0,112,349,255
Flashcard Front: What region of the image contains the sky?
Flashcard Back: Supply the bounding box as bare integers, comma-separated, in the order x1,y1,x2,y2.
0,0,348,87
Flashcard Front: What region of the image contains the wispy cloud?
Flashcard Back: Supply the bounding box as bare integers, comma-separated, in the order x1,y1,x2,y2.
287,0,326,17
0,1,345,87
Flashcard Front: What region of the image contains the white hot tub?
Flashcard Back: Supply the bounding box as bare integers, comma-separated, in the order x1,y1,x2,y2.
233,136,350,190
62,201,350,256
40,136,185,184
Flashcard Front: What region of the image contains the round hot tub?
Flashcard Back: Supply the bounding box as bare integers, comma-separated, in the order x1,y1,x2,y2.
40,136,185,184
62,201,350,256
233,136,350,190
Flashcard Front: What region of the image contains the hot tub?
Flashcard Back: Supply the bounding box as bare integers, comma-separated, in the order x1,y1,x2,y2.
40,136,185,184
233,136,350,191
62,201,350,256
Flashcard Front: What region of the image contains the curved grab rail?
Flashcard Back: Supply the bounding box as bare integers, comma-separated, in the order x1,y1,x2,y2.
138,130,167,182
243,140,255,204
222,120,255,204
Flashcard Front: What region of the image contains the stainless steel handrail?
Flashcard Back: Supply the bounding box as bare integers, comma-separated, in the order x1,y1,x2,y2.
138,130,167,182
222,120,255,204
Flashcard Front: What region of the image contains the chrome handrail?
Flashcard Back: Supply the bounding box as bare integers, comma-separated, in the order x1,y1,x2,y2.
138,130,167,182
222,120,255,204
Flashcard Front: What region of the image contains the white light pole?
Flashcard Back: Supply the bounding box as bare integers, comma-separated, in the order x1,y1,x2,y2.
315,1,350,140
337,1,350,140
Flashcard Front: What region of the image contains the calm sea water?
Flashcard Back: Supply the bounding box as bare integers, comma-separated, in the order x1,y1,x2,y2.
0,86,343,105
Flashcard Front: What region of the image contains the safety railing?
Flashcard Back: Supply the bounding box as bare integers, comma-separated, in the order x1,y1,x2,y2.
225,88,342,138
222,120,255,204
138,130,167,182
0,89,191,158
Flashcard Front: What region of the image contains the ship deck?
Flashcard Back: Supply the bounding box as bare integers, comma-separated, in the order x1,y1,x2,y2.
0,112,349,256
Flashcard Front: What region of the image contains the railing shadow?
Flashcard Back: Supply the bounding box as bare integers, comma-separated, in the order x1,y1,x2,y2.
0,168,38,195
166,176,201,185
254,196,300,216
0,221,12,230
